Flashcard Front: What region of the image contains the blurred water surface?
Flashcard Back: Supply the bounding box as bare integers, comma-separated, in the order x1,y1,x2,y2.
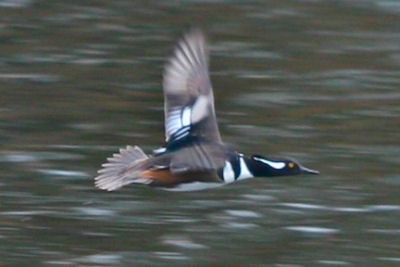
1,0,400,266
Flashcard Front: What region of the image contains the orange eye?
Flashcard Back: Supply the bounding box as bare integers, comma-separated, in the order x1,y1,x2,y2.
288,162,295,168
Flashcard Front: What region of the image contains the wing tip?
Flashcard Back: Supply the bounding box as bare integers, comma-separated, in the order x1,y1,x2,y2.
182,27,206,42
165,28,208,67
163,28,209,95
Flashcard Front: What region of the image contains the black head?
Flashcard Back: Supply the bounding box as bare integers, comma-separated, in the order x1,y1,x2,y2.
247,154,319,177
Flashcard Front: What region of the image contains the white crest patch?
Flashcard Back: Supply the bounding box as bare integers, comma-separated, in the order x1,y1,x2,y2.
237,156,253,180
253,157,286,169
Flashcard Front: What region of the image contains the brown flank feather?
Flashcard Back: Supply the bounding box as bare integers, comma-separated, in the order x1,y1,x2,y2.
141,169,184,186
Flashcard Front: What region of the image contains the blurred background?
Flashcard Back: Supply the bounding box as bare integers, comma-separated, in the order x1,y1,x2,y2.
1,0,400,266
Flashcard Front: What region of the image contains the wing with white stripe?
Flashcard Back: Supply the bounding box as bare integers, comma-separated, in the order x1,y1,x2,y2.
163,29,221,143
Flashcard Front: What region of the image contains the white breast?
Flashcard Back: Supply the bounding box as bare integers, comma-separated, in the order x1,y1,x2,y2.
222,161,235,183
237,156,254,180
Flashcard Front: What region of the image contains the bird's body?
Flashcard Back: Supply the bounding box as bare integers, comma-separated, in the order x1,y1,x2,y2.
95,29,318,191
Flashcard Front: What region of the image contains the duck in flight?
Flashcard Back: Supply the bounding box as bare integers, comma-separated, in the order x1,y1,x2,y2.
95,29,319,191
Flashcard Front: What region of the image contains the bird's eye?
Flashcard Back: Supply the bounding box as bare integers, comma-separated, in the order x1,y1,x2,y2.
288,162,295,168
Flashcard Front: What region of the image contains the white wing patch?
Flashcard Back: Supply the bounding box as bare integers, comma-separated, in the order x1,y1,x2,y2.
182,106,191,126
166,108,182,136
253,157,286,169
165,106,193,142
191,95,209,124
165,95,211,142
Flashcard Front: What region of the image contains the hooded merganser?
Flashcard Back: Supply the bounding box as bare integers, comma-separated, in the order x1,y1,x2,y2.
95,29,319,191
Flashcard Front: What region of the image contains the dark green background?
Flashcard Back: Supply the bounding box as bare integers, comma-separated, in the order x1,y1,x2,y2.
1,0,400,266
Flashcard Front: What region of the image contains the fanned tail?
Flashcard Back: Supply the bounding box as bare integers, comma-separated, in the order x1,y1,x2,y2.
94,145,150,191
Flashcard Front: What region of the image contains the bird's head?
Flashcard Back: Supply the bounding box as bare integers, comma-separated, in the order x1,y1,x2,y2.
247,154,319,177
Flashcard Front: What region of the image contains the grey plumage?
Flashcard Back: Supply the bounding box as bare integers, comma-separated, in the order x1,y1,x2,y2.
94,146,150,191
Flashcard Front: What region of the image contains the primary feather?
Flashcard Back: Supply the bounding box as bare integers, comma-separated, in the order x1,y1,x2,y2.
163,29,221,143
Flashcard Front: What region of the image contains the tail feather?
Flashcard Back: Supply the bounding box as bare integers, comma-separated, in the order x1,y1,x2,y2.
94,145,150,191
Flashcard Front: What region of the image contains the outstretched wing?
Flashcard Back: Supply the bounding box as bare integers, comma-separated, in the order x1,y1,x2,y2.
163,29,221,144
